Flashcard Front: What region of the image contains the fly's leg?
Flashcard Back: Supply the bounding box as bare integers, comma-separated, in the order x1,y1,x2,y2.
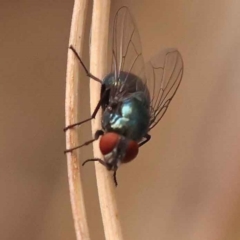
138,134,151,147
82,158,119,186
113,171,118,187
64,89,109,131
69,45,102,83
64,100,100,131
82,159,119,186
82,158,106,167
64,130,104,153
64,46,108,131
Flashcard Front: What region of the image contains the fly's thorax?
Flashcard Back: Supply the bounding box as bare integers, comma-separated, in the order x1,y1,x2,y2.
99,132,139,171
102,95,150,141
102,71,149,97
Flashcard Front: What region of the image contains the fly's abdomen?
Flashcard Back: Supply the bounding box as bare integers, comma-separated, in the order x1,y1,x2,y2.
102,97,150,141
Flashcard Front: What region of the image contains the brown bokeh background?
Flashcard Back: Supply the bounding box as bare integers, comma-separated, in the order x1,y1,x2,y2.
1,0,240,239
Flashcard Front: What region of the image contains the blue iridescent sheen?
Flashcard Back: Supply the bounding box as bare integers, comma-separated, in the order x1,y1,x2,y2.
101,71,150,141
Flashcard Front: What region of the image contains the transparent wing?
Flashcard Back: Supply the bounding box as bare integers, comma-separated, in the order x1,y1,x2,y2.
145,48,184,130
110,7,183,131
110,6,146,90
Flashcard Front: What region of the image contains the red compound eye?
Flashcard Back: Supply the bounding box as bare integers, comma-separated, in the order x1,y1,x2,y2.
122,140,139,163
99,132,120,155
99,132,139,163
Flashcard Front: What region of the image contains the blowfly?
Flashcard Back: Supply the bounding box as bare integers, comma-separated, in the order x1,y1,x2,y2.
64,6,184,186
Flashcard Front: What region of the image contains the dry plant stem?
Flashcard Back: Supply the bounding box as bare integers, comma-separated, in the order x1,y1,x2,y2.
65,0,90,239
90,1,124,240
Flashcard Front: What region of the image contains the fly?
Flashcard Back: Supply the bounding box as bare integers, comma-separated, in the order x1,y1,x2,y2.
64,6,184,186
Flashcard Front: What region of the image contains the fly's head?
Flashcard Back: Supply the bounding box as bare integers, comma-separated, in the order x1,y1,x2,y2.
99,132,139,171
82,132,139,186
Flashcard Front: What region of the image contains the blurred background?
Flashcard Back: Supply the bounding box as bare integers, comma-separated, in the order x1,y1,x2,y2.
1,0,240,239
